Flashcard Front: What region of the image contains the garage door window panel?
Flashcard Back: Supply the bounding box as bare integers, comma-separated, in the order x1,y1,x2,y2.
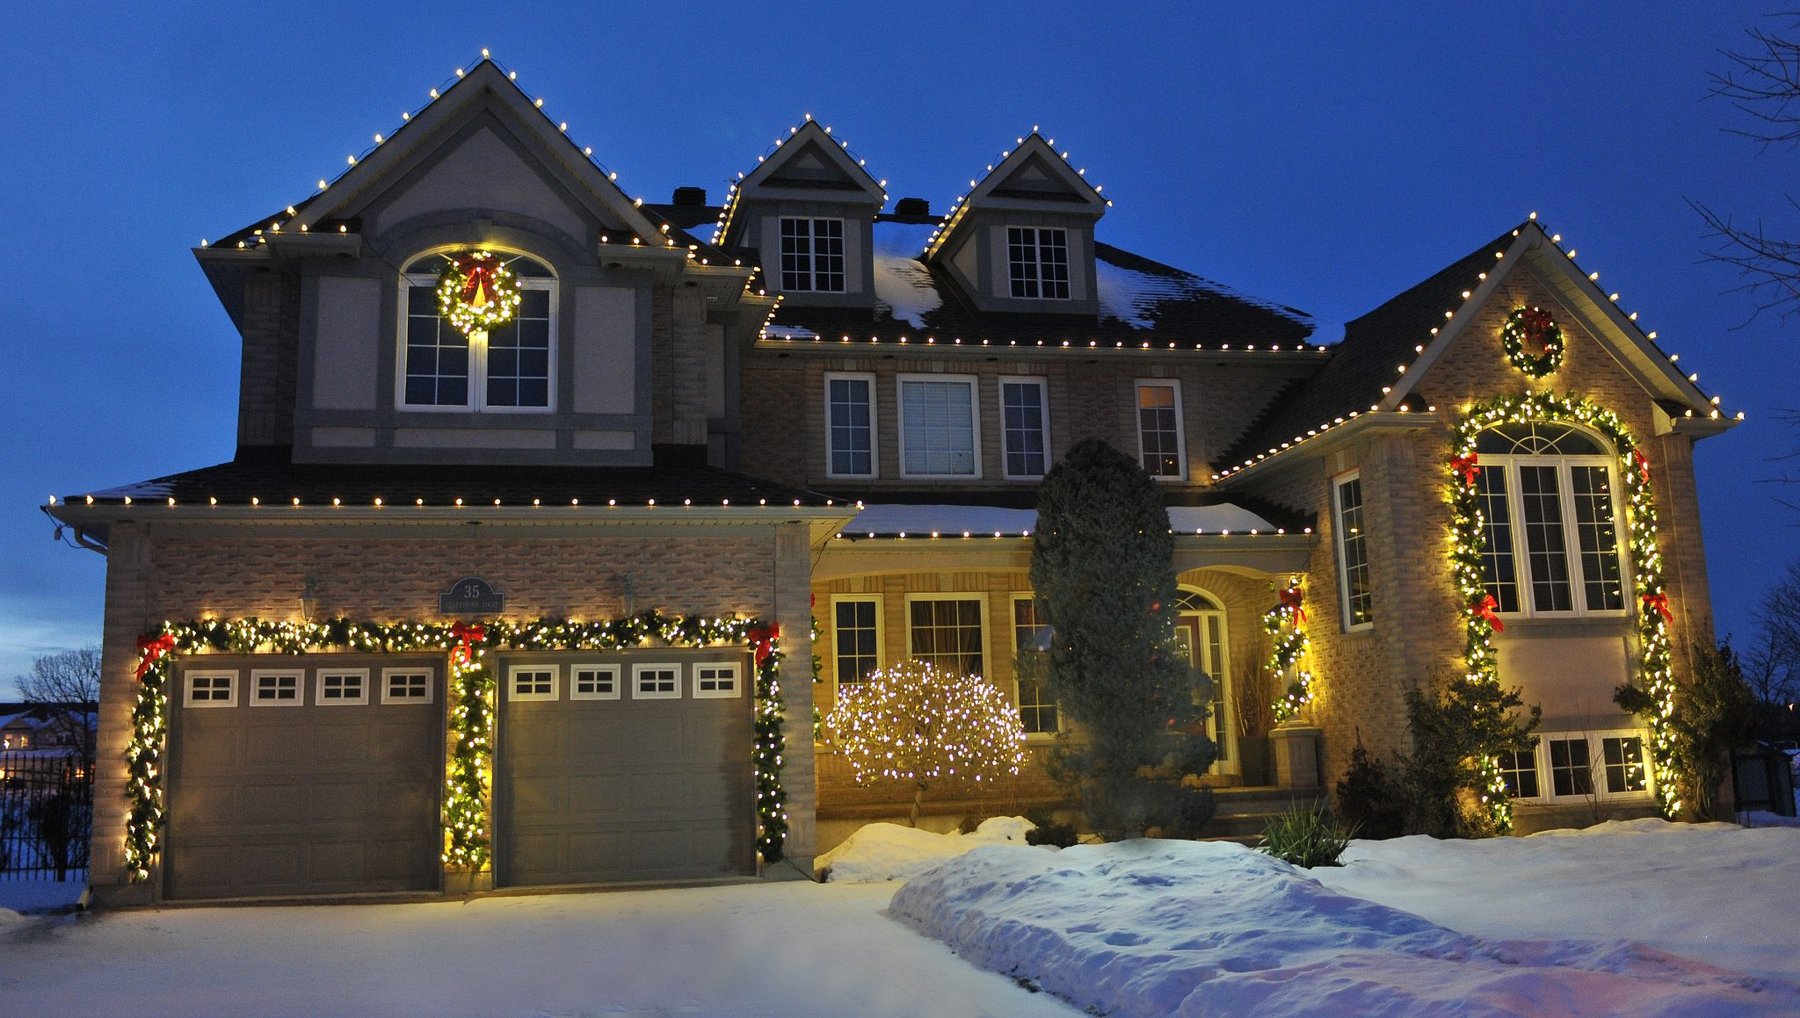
185,671,238,708
694,663,741,699
251,670,303,706
318,669,370,705
508,665,558,702
381,668,434,704
633,664,682,699
570,664,621,701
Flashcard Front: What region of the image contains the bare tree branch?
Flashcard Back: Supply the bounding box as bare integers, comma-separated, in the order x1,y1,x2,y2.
1711,24,1800,147
14,646,100,762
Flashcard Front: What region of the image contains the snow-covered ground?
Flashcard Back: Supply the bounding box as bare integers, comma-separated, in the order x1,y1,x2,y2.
5,820,1797,1016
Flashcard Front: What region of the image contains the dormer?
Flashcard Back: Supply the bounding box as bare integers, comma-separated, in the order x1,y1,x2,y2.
714,118,886,308
923,132,1109,314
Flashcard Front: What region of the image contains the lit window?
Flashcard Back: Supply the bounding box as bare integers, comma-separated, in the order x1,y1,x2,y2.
832,597,882,687
999,378,1050,479
908,597,984,676
1474,423,1626,617
780,218,846,293
899,375,980,478
1135,380,1185,479
1011,597,1058,734
1334,474,1373,628
1007,227,1070,300
400,252,555,411
825,373,876,478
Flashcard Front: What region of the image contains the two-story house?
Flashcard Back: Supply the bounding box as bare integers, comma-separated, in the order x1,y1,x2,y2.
48,58,1735,905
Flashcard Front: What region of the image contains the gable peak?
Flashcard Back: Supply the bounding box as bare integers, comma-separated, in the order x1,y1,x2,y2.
923,128,1110,259
710,115,887,246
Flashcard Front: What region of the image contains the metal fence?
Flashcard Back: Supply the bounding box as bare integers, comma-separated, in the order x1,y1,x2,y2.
0,751,93,880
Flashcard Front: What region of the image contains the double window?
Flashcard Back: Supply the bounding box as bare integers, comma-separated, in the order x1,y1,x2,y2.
1135,380,1185,479
400,252,556,412
1334,473,1373,629
1473,423,1626,617
898,375,980,478
780,217,847,293
1500,732,1650,801
1007,227,1070,300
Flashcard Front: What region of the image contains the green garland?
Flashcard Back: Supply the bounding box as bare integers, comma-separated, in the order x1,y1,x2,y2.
1449,393,1678,828
125,612,789,883
1500,306,1564,377
1266,577,1314,724
437,251,522,335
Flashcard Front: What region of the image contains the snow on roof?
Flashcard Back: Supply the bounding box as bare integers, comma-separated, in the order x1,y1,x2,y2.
1094,249,1314,334
872,221,942,328
843,502,1279,537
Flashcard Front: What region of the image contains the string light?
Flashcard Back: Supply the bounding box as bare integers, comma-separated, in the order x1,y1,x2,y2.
1266,577,1315,723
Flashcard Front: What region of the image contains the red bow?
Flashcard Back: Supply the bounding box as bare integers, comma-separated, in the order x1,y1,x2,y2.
1277,586,1307,623
460,261,496,308
1631,448,1651,485
135,632,176,679
1451,452,1480,487
1641,592,1672,623
1520,307,1557,355
1471,594,1504,632
748,623,780,665
450,621,486,665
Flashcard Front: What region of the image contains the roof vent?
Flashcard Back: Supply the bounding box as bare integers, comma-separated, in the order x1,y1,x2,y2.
672,186,708,206
895,197,931,216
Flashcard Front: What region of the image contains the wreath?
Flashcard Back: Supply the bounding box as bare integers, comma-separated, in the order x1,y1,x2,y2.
1500,305,1564,377
437,251,522,335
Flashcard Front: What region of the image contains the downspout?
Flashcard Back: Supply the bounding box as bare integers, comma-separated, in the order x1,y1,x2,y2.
41,504,108,555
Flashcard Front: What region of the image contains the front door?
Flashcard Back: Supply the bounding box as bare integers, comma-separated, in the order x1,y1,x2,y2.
1174,613,1235,773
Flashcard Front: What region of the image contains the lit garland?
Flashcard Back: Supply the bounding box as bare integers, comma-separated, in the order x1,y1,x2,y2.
1449,393,1680,827
1266,577,1314,724
123,611,790,883
1500,306,1564,377
437,251,522,335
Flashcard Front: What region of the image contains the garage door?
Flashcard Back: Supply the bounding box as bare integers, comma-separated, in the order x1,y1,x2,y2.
496,653,753,887
165,656,443,900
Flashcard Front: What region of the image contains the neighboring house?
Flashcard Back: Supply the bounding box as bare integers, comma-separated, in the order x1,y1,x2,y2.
46,59,1736,905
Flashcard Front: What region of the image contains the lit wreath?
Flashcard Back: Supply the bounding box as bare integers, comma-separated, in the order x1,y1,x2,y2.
437,251,522,335
1500,305,1564,377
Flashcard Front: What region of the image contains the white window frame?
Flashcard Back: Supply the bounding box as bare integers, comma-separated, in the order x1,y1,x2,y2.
823,372,878,479
249,669,304,707
1006,226,1071,300
1134,379,1187,481
380,667,434,705
830,593,885,691
506,664,559,702
1479,445,1629,620
903,593,989,678
693,662,742,699
633,663,682,700
396,256,558,414
779,216,848,293
569,663,621,701
896,373,983,480
1333,471,1374,631
1010,593,1058,737
997,376,1051,480
316,668,371,706
1514,729,1655,802
184,670,238,708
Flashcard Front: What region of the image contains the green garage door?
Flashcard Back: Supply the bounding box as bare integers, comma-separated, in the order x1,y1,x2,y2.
496,653,754,887
165,656,443,900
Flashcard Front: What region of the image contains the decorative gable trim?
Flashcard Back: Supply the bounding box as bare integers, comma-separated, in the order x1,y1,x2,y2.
925,131,1109,261
713,117,886,247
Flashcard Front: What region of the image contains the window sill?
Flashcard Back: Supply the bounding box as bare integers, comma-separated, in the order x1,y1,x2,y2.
1491,616,1631,638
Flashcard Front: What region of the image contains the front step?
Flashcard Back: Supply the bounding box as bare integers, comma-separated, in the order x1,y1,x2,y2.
1204,787,1329,841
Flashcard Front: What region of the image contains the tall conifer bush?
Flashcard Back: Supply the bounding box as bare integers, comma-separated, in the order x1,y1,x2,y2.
1031,438,1215,839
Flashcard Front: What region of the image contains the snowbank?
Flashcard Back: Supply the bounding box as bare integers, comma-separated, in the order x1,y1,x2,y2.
816,816,1037,882
890,838,1800,1017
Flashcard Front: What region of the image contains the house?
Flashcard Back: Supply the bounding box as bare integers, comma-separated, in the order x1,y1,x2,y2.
46,58,1736,905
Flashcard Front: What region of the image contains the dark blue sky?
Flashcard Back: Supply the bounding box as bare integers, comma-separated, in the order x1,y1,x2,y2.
4,3,1793,687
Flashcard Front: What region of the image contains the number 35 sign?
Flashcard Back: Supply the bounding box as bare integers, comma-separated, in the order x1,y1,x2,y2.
439,576,505,614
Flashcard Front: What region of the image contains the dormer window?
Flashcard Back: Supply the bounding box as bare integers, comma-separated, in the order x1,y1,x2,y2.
780,217,846,293
399,252,556,412
1007,227,1070,300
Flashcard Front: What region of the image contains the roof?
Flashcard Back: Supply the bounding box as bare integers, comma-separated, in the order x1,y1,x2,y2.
1217,224,1520,469
839,502,1292,539
810,486,1314,534
762,214,1317,347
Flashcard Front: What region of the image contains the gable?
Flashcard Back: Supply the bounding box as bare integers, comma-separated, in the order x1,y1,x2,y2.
363,121,598,245
765,139,867,191
989,152,1089,203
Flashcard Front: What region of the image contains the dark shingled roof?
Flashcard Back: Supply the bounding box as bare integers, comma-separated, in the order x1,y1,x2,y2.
809,486,1315,534
1216,224,1523,471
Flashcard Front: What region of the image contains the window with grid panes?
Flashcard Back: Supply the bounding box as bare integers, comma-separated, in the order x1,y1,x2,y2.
825,374,875,477
402,253,554,410
1334,474,1373,627
908,598,984,676
1007,227,1070,299
1000,379,1049,478
1135,381,1184,478
780,217,846,292
1011,597,1058,734
833,598,881,686
1473,423,1626,617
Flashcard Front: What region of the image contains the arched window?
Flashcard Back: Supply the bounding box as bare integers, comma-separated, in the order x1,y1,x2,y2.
1473,422,1626,616
398,251,556,411
1172,588,1231,764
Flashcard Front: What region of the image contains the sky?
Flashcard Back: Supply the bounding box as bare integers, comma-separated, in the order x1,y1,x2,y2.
2,3,1794,691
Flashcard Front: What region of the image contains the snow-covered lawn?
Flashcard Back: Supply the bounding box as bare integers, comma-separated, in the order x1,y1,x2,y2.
5,819,1797,1016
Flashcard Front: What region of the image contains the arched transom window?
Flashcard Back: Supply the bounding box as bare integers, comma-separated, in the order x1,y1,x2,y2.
399,252,556,411
1473,422,1626,616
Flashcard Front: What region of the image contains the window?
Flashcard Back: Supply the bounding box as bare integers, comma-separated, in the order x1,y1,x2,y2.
1548,737,1592,797
898,375,980,478
1334,473,1373,628
1012,597,1058,735
832,596,883,687
508,665,557,702
185,671,237,708
1135,380,1185,479
1497,749,1540,798
250,670,302,706
633,664,681,699
1474,423,1626,617
780,217,846,292
400,253,555,412
825,373,876,478
318,669,369,706
1007,227,1070,300
570,664,620,701
693,663,741,699
908,597,984,676
381,668,433,704
1602,735,1648,793
1511,731,1651,801
999,378,1050,479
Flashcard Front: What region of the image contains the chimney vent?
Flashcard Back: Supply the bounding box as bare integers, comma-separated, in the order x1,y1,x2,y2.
672,186,707,206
